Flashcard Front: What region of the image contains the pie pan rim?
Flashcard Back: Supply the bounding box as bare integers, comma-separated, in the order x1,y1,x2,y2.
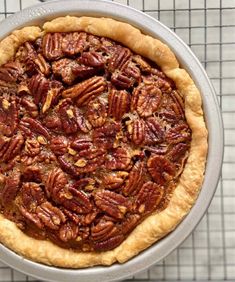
0,1,223,281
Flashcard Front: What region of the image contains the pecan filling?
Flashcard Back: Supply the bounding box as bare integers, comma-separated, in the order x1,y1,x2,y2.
0,32,191,252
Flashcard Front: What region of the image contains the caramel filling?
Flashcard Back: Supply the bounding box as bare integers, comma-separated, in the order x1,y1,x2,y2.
0,32,191,251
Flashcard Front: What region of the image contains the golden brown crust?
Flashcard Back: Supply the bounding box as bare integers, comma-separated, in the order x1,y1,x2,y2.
0,16,208,268
0,26,42,65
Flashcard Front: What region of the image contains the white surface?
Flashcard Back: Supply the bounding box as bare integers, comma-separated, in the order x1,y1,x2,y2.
0,0,234,281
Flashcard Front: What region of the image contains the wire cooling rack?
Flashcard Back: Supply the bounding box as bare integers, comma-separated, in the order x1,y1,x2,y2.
0,0,234,281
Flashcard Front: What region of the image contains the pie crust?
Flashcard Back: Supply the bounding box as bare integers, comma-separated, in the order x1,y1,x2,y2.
0,16,208,268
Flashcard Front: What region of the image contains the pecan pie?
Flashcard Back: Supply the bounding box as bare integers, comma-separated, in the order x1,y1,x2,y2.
0,16,208,268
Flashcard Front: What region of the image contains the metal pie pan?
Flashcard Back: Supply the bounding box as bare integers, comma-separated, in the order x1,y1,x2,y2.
0,1,223,281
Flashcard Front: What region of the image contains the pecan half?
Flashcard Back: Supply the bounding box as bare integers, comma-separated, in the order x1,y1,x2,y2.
144,117,164,145
93,234,124,251
156,76,174,93
36,202,66,230
101,171,128,190
24,138,40,157
79,51,105,68
94,190,130,219
16,41,36,62
43,114,62,131
20,155,37,166
19,206,43,229
20,117,50,139
70,138,92,151
74,108,92,133
34,54,50,76
50,136,68,156
57,99,79,134
147,155,176,185
59,221,79,242
86,98,107,128
134,181,164,213
62,208,81,224
144,145,168,156
108,46,131,73
93,121,121,150
91,220,118,242
87,34,101,49
123,61,141,81
121,214,140,235
62,187,92,214
127,118,145,146
20,97,38,118
43,33,63,60
123,161,145,196
111,72,134,89
45,168,68,200
159,110,180,123
168,143,189,162
75,147,106,173
142,74,172,92
20,182,45,212
62,32,87,55
72,64,97,80
108,89,130,120
57,156,78,177
0,98,18,136
16,42,49,76
62,76,107,106
41,80,63,113
132,55,151,73
105,147,131,170
100,37,115,54
0,172,20,207
0,136,9,159
170,91,184,115
62,208,96,226
0,62,23,82
111,63,140,91
166,123,191,144
0,134,24,162
131,84,162,117
83,211,98,225
28,74,49,104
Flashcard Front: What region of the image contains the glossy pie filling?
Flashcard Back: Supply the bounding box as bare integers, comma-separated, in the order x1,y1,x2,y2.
0,32,191,252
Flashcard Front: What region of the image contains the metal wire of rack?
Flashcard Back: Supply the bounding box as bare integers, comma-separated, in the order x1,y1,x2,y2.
0,0,234,281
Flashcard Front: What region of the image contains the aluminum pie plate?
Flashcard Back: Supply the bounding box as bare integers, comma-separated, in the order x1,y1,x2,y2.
0,1,223,281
